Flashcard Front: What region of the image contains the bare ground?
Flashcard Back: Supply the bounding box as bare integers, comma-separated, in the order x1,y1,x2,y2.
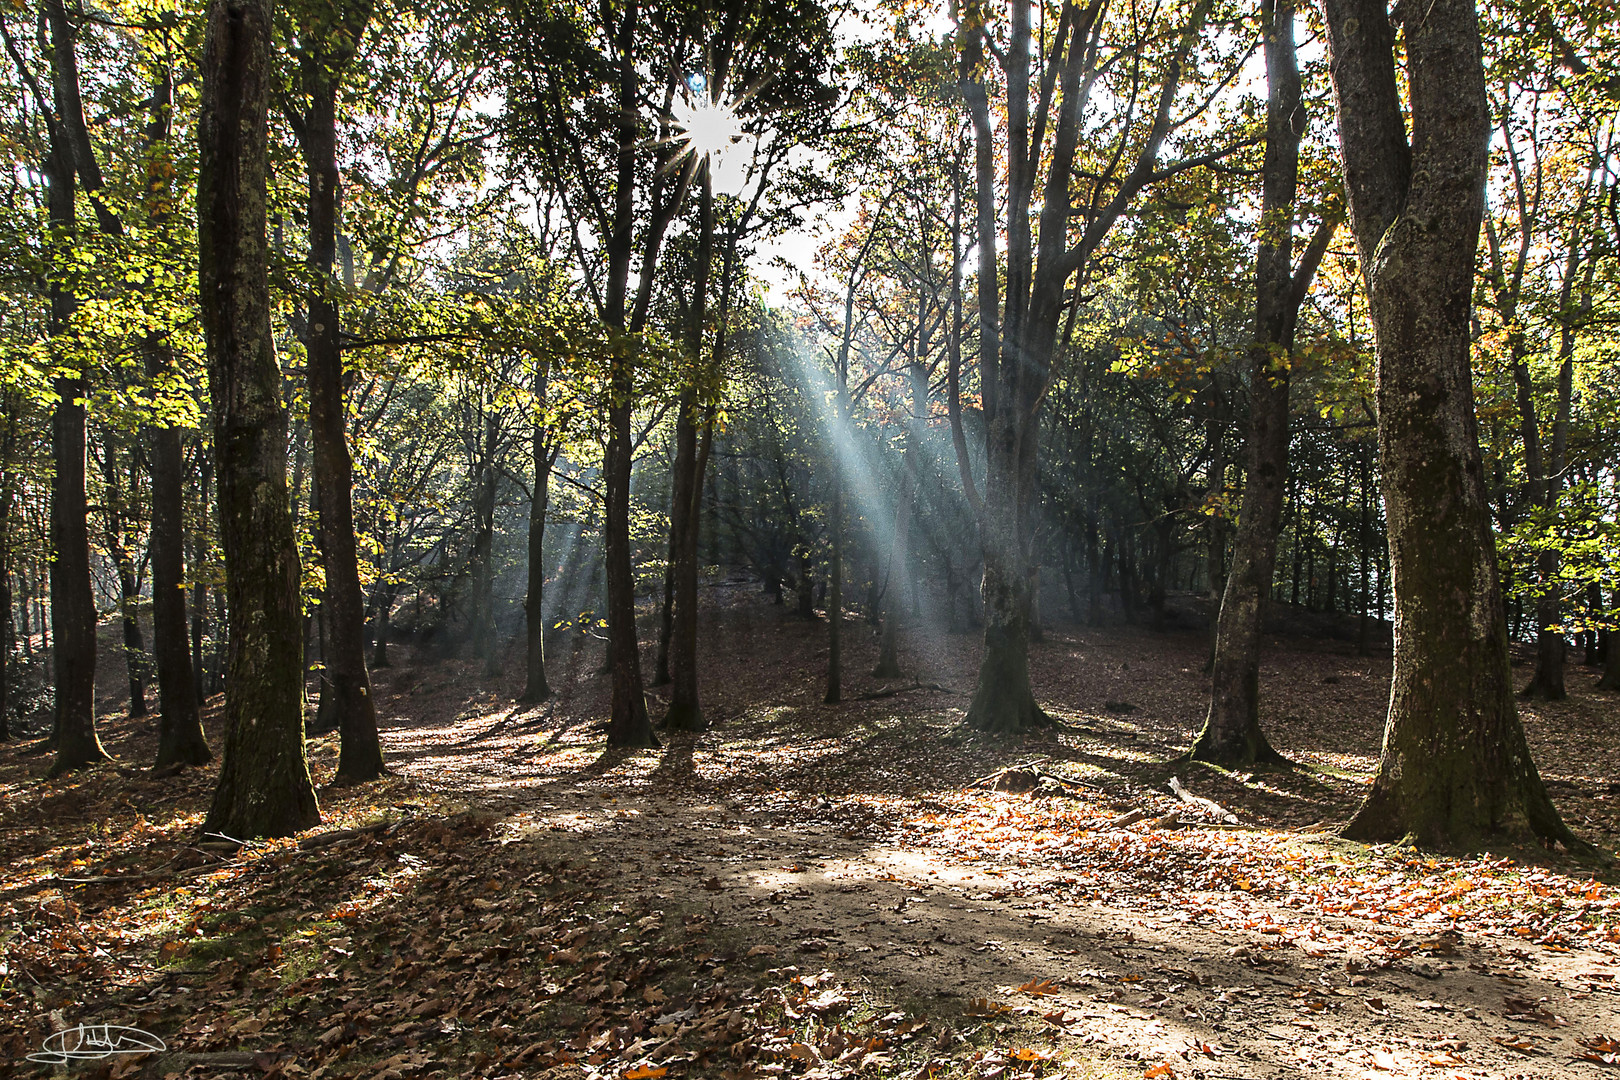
1,581,1618,1080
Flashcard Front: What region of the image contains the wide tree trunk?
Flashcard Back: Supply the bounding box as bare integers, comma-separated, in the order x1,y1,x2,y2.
1194,0,1334,764
966,440,1047,733
1326,0,1577,849
666,389,709,728
298,19,383,781
198,0,321,838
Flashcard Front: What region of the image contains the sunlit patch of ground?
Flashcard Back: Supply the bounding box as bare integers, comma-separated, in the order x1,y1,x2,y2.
1,588,1617,1078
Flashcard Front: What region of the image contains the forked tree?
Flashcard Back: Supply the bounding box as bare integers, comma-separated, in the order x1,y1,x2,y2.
955,0,1228,733
1323,0,1584,849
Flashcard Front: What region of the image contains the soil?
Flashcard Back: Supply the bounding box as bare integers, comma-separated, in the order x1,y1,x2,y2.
1,581,1617,1080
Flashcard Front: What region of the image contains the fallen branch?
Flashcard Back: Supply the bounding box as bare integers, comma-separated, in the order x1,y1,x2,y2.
297,820,396,851
968,758,1104,795
1169,776,1239,824
44,821,396,889
141,1051,266,1077
854,681,960,701
1105,808,1151,829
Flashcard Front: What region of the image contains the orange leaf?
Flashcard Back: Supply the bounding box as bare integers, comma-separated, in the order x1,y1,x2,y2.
622,1068,667,1080
1145,1065,1178,1079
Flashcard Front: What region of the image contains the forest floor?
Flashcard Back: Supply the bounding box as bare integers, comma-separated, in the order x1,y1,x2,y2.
2,578,1619,1080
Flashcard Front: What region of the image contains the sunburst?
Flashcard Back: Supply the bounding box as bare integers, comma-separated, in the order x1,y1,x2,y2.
671,86,744,163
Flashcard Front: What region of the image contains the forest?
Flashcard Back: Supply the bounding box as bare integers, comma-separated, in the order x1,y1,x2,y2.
2,0,1619,1077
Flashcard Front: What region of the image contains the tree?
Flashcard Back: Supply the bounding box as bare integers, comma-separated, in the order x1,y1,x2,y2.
1191,0,1337,765
1324,0,1579,848
37,0,108,773
199,0,321,839
955,0,1232,733
286,0,385,781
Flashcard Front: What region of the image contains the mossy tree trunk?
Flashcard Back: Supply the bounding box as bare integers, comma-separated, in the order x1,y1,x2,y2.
1325,0,1579,850
198,0,321,839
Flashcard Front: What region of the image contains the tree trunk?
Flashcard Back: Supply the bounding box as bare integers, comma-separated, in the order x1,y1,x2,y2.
298,21,383,781
191,453,215,701
824,472,843,705
665,173,718,732
142,63,208,765
198,0,321,838
0,404,17,742
1326,0,1577,849
44,135,105,774
521,357,556,703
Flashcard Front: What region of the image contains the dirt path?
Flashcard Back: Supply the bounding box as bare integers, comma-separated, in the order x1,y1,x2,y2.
496,785,1618,1079
368,590,1620,1080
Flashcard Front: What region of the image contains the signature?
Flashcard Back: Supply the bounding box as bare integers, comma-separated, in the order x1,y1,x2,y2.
28,1024,166,1064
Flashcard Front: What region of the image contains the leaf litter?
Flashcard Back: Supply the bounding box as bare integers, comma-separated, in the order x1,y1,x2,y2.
1,592,1618,1079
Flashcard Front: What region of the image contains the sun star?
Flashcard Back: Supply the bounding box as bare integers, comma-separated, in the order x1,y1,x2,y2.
672,92,743,163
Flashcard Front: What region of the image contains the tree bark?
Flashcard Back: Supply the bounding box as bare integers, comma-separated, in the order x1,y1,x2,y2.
0,399,18,742
198,0,321,838
1193,9,1341,758
143,67,209,768
98,437,149,717
1325,0,1579,849
521,355,557,703
43,93,106,774
296,6,383,780
665,174,717,732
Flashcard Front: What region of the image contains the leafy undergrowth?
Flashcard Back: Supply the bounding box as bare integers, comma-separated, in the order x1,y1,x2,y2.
2,594,1619,1079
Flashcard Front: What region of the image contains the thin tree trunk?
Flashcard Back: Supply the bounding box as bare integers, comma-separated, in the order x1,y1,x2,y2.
665,173,718,732
144,60,208,766
521,356,556,703
198,0,320,838
297,14,383,779
1325,0,1577,849
44,125,105,773
100,439,148,717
